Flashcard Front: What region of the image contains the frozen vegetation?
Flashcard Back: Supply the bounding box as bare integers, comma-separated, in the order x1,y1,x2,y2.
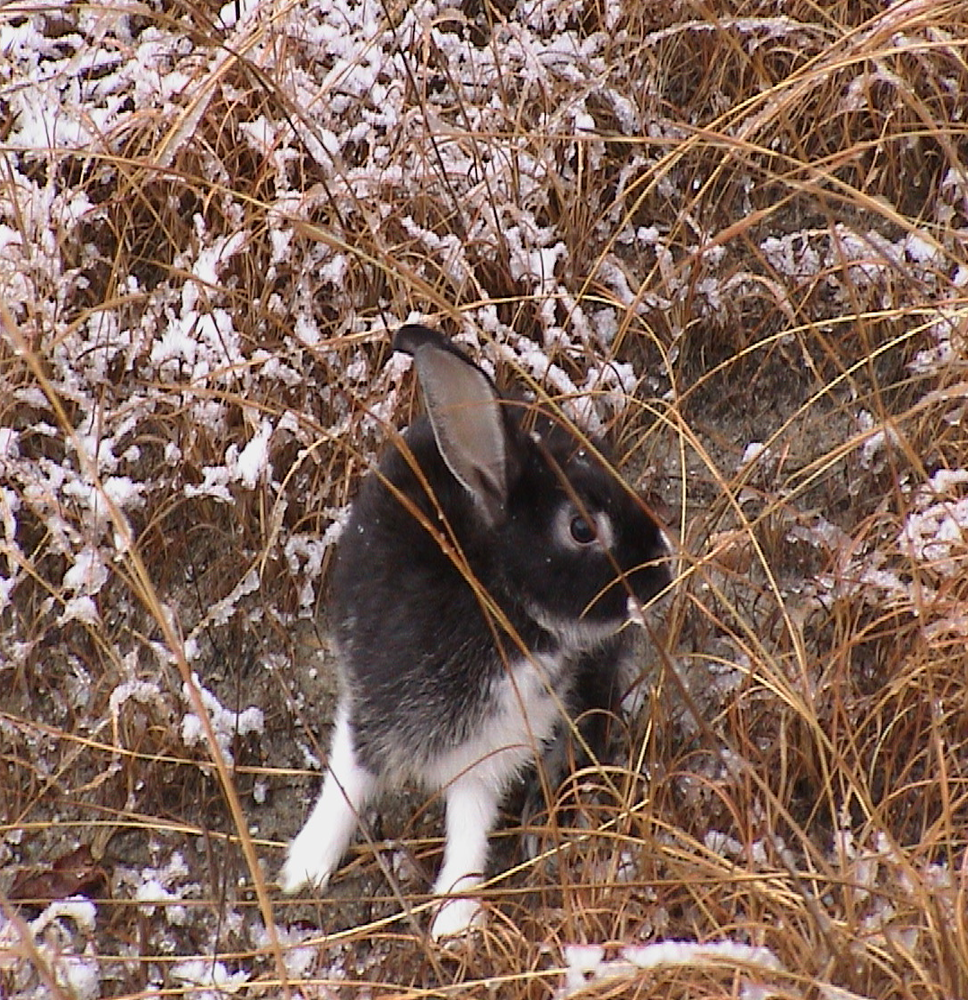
1,0,967,996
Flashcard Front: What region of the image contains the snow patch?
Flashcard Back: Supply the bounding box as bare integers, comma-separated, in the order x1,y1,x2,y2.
558,939,782,997
180,673,265,767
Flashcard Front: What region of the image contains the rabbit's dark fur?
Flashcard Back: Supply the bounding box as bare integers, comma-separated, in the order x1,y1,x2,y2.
281,325,672,938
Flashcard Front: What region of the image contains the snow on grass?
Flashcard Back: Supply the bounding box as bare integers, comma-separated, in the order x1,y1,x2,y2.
231,419,273,490
170,958,250,998
899,468,968,577
130,852,197,926
180,673,264,767
253,923,320,979
558,938,782,998
0,899,102,1000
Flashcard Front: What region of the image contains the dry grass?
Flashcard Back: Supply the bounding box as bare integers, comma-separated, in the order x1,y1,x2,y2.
2,0,967,997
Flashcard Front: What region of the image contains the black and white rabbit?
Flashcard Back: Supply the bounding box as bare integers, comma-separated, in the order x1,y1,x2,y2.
280,325,673,939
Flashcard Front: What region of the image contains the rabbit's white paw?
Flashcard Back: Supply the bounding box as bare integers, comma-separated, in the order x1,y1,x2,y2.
279,830,334,894
279,710,377,896
430,895,484,941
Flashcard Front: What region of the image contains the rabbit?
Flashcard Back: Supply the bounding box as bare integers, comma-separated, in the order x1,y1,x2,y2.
280,324,673,940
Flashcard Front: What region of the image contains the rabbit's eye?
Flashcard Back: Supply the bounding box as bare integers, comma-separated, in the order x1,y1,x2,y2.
569,515,597,545
555,505,613,551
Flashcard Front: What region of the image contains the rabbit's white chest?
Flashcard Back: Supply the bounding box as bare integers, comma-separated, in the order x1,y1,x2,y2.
422,653,568,793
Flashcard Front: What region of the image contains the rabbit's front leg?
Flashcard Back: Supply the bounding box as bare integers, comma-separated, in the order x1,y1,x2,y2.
429,775,500,940
280,707,377,894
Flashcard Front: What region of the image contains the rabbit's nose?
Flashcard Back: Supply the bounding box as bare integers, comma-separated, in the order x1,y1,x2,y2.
659,527,681,585
626,595,647,627
626,570,674,625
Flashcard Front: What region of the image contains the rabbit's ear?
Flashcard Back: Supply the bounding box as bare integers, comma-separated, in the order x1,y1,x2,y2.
394,325,508,527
